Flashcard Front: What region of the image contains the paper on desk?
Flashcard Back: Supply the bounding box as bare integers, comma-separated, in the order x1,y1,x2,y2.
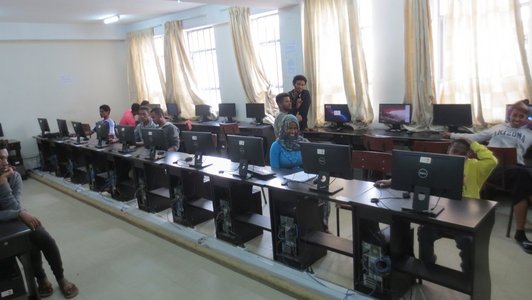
283,171,316,183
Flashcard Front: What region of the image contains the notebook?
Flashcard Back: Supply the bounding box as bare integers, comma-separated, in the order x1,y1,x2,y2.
283,171,317,183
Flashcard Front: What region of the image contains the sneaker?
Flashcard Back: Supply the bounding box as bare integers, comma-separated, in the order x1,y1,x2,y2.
516,239,532,254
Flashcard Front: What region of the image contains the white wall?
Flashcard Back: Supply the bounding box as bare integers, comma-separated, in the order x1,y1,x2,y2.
0,40,128,165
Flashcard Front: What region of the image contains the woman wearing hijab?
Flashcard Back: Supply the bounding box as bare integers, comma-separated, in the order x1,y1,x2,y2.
269,114,308,169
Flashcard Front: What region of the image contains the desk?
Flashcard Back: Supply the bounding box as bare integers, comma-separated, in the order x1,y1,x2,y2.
0,221,40,300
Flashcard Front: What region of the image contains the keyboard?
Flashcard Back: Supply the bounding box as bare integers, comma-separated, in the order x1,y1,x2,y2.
249,165,275,178
40,132,61,139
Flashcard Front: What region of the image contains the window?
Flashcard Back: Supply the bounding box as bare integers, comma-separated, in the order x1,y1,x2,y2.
185,26,221,106
251,12,283,95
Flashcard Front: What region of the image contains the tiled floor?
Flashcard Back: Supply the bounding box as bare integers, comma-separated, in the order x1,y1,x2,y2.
21,173,532,300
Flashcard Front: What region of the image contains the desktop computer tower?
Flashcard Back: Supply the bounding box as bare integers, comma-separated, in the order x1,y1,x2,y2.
0,258,26,300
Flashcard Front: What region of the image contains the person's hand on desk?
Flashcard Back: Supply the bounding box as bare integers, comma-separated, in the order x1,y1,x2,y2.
18,211,42,231
374,179,391,188
185,120,193,131
441,131,452,139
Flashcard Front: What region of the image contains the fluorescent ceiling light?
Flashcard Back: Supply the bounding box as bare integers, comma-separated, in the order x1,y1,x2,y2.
103,15,120,24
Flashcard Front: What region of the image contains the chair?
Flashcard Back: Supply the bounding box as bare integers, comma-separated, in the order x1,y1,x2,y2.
219,123,240,152
411,140,451,154
335,150,392,236
362,134,394,152
482,147,517,237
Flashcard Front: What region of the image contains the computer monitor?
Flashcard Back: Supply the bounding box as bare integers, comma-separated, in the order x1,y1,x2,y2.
56,119,70,138
391,149,465,216
246,103,265,125
166,102,179,121
300,142,353,195
227,134,265,179
324,104,352,130
219,103,237,123
181,131,216,168
147,104,161,111
195,104,211,123
71,121,88,144
115,125,136,154
432,104,472,132
37,118,51,137
379,104,412,131
95,121,109,149
141,128,169,160
0,123,4,137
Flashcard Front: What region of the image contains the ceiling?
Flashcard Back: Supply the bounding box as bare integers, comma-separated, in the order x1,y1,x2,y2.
0,0,299,24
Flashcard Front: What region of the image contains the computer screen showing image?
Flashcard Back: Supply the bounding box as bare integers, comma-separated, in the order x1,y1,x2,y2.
324,104,351,130
379,104,411,131
432,104,472,132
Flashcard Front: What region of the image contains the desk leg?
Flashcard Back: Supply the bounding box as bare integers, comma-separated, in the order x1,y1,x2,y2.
471,211,494,300
18,252,40,300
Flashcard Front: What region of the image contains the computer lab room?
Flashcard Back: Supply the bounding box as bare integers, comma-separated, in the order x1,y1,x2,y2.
1,0,531,299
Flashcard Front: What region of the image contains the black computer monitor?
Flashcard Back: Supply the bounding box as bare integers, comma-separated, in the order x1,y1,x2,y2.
56,119,70,138
195,104,211,123
227,134,265,179
141,128,169,160
37,118,51,137
300,142,353,195
95,121,109,149
147,104,161,111
219,103,237,123
166,102,179,121
391,149,464,216
0,123,3,137
432,104,472,132
246,103,265,125
379,104,412,131
181,131,216,168
115,125,136,154
324,104,352,130
71,121,88,144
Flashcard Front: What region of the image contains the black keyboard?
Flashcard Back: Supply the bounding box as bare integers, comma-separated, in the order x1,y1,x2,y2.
40,132,61,139
249,166,275,178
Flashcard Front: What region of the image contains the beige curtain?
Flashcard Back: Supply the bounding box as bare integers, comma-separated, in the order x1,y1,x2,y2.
229,7,276,124
404,0,435,129
127,29,165,104
438,0,532,125
164,20,209,119
303,0,372,128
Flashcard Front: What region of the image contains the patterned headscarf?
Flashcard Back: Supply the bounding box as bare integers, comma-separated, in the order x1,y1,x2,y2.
278,114,308,151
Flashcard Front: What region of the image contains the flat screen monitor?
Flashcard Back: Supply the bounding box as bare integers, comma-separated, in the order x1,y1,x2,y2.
300,142,353,194
0,123,4,137
379,104,412,131
219,103,237,123
37,118,51,136
227,134,265,179
115,125,136,154
391,149,464,216
181,131,216,168
71,121,88,144
432,104,472,132
245,103,265,125
56,119,70,138
324,104,351,129
195,104,211,123
95,121,109,148
166,102,179,121
141,128,169,160
147,104,161,111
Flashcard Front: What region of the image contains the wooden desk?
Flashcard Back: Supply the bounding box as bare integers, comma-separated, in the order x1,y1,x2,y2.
0,221,40,300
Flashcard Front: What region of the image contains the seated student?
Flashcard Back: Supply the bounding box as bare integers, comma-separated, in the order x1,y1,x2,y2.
442,100,532,253
119,103,140,126
0,141,79,298
273,93,292,138
92,104,116,141
376,139,497,271
270,114,308,169
134,105,157,145
150,107,180,151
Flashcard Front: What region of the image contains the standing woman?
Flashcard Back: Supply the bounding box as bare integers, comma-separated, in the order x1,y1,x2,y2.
270,114,308,170
289,75,311,131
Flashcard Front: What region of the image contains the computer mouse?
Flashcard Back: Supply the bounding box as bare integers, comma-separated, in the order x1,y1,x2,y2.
374,182,384,188
218,170,224,174
281,181,288,186
371,198,380,203
185,157,193,162
157,151,165,155
402,192,410,199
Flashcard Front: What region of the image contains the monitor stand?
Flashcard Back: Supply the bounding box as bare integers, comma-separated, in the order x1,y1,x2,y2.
253,117,264,125
232,160,253,179
308,172,343,195
385,123,404,132
401,186,445,217
189,152,212,169
119,143,134,154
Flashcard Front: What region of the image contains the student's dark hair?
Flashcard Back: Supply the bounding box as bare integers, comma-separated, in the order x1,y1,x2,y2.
276,93,291,104
0,139,8,150
292,75,307,86
512,100,529,115
99,104,111,112
451,138,470,150
140,100,150,106
131,103,140,115
139,105,151,113
151,107,164,117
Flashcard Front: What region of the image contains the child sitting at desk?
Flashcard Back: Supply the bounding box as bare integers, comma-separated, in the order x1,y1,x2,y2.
376,138,497,272
270,114,308,170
